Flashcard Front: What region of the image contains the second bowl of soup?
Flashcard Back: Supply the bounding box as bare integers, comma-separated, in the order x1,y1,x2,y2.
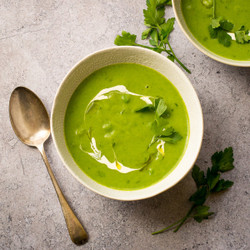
173,0,250,66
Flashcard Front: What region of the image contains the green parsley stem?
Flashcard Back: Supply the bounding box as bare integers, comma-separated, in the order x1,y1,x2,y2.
213,0,216,18
173,204,195,232
152,218,183,235
164,39,191,73
156,24,191,74
134,43,157,50
134,43,165,53
152,204,196,235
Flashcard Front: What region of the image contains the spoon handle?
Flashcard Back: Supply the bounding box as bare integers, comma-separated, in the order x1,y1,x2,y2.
37,144,88,245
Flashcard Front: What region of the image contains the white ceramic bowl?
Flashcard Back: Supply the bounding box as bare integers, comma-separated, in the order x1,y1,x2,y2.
51,47,203,201
173,0,250,67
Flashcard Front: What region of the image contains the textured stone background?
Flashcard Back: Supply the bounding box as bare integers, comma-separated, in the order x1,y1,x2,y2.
0,1,249,249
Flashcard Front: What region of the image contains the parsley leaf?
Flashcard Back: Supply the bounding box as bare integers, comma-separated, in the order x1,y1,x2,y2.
235,31,247,44
151,29,159,43
157,131,182,144
220,20,234,31
156,0,172,7
161,17,175,39
192,165,206,188
114,31,137,46
211,147,234,172
206,167,220,190
193,205,214,223
211,18,221,29
157,127,174,136
189,186,208,206
235,26,250,44
217,29,232,47
212,179,234,192
148,128,182,148
142,28,152,40
135,97,168,118
152,147,235,234
208,25,218,38
155,98,168,117
114,31,158,51
143,0,165,26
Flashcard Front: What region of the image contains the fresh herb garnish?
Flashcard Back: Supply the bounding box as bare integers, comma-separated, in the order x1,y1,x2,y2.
136,97,171,125
205,0,249,46
136,97,182,152
152,147,234,234
155,98,168,117
136,97,168,118
208,18,234,47
157,131,182,144
114,0,190,74
149,127,182,148
135,103,155,113
235,26,250,44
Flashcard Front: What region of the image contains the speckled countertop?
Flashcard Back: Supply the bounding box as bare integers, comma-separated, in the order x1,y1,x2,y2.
0,1,249,249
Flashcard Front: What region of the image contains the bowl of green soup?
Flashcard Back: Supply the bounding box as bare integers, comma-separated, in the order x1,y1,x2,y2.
173,0,250,66
51,47,203,200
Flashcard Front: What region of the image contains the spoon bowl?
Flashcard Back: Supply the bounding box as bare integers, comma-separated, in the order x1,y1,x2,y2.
9,87,50,146
9,86,88,245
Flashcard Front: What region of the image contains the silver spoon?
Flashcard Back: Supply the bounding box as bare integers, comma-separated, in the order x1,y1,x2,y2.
9,86,88,245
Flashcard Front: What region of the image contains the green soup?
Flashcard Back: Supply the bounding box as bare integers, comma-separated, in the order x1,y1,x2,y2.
181,0,250,60
64,63,189,190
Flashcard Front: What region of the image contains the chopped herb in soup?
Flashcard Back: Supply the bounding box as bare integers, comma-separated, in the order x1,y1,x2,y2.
182,0,250,60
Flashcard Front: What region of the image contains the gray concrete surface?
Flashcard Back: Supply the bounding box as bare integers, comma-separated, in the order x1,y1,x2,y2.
0,1,249,249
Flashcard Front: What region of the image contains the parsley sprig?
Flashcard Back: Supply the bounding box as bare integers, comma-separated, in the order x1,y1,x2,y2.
152,147,234,234
114,0,191,74
204,0,250,46
135,97,182,165
136,97,182,147
208,17,234,47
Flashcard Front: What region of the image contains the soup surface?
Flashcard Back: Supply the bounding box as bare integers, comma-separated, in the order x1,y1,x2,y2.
181,0,250,60
65,63,189,190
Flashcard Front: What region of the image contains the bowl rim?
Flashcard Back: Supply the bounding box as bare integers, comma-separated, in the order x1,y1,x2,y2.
51,46,204,201
172,0,250,67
